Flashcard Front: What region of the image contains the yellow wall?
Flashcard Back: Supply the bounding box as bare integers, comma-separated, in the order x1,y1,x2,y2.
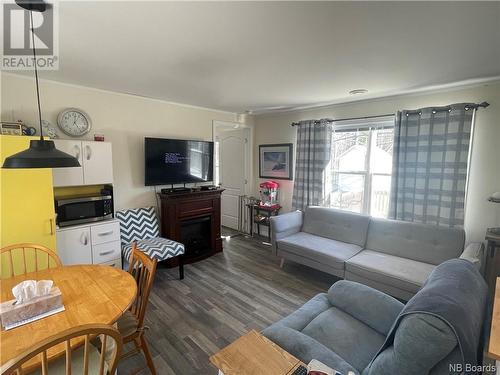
0,135,57,276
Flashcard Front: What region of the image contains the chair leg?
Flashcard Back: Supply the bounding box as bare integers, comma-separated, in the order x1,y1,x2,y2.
178,255,184,280
140,335,156,375
279,257,285,268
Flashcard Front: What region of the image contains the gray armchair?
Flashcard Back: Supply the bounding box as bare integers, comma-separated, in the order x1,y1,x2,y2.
262,280,404,374
263,281,404,374
263,259,488,375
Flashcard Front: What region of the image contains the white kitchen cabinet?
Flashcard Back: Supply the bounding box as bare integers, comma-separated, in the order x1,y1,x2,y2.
90,220,121,245
82,141,113,185
52,140,84,186
52,140,113,187
56,220,121,268
92,241,121,264
99,259,122,269
56,225,92,265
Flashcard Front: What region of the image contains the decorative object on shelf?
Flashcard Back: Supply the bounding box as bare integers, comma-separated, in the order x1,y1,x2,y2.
41,120,58,138
259,180,280,206
57,108,92,137
259,143,293,180
26,126,37,136
94,133,105,141
0,122,23,135
2,1,80,169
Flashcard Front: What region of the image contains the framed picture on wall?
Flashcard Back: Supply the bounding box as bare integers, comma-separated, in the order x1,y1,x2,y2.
259,143,293,180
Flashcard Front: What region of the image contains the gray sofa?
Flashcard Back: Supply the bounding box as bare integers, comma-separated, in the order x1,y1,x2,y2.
263,259,488,375
270,206,484,300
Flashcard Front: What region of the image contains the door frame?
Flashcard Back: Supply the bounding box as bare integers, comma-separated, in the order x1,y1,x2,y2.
212,120,253,196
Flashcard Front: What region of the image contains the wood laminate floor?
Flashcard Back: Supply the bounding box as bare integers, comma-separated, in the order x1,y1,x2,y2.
119,228,338,374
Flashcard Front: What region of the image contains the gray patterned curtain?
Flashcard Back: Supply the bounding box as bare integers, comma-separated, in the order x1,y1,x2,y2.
389,103,475,227
292,119,333,211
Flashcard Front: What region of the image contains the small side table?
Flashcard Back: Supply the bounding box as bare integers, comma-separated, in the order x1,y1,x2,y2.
487,278,500,374
248,204,281,242
486,228,500,294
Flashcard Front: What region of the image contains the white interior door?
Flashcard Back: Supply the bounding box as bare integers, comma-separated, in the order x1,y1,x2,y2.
216,127,249,230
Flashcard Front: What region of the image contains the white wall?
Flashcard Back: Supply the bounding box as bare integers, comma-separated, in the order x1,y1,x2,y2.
253,81,500,243
1,73,239,210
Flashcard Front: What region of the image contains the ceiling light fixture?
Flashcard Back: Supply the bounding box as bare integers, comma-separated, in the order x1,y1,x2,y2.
2,0,80,169
349,89,369,95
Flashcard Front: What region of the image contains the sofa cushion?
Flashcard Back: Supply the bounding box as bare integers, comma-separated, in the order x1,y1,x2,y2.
277,232,362,271
327,280,404,336
122,236,185,264
364,314,457,375
302,307,386,371
271,293,332,331
346,250,435,294
365,218,465,265
302,206,370,247
262,325,360,375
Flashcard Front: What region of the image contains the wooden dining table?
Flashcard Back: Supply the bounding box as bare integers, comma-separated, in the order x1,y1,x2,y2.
0,264,137,371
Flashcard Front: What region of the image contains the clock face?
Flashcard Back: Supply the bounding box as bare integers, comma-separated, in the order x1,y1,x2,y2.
57,109,92,137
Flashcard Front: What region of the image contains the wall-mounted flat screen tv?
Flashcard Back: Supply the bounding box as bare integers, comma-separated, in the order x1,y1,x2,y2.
144,137,214,186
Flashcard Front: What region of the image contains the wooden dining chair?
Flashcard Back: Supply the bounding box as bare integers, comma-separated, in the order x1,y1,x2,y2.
117,244,158,374
0,323,122,375
0,243,62,278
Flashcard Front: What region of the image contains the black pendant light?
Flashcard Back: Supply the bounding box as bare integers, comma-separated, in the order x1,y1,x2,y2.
2,0,80,169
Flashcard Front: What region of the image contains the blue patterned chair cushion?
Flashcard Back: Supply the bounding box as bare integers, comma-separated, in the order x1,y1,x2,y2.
122,237,185,263
115,207,160,244
116,207,184,263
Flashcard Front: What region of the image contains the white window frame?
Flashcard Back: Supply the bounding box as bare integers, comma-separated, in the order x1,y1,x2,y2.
331,115,395,216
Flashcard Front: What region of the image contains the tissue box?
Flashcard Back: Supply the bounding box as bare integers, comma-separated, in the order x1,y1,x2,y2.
0,287,63,329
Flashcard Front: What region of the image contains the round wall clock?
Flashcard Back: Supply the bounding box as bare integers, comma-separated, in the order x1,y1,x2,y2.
57,108,92,137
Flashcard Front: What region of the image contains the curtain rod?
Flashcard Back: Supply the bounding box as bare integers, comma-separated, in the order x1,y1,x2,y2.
290,101,490,127
291,114,393,127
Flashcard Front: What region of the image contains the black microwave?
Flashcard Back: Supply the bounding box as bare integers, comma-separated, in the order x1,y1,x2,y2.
55,195,113,227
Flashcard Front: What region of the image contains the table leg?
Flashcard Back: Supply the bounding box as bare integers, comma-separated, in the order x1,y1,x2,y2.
267,212,272,242
487,244,498,294
249,207,254,237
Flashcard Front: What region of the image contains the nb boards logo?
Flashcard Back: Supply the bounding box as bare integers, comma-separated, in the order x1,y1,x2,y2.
2,0,59,70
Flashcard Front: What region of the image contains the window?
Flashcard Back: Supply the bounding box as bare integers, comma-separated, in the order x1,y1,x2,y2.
328,117,394,218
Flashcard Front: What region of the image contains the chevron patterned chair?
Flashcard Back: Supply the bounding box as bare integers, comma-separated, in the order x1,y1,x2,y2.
115,206,185,279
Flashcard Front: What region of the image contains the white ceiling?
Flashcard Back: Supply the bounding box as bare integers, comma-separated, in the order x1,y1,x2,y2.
15,1,500,113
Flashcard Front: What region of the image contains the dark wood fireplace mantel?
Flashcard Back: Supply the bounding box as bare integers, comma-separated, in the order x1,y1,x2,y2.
158,189,224,267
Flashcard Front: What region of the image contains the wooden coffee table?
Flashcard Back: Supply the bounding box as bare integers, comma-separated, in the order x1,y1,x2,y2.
210,330,305,375
488,277,500,375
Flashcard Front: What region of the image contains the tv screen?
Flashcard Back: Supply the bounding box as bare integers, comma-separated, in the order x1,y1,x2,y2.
145,137,214,186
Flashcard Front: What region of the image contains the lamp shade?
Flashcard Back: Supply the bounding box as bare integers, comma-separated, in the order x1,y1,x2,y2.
2,139,81,168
